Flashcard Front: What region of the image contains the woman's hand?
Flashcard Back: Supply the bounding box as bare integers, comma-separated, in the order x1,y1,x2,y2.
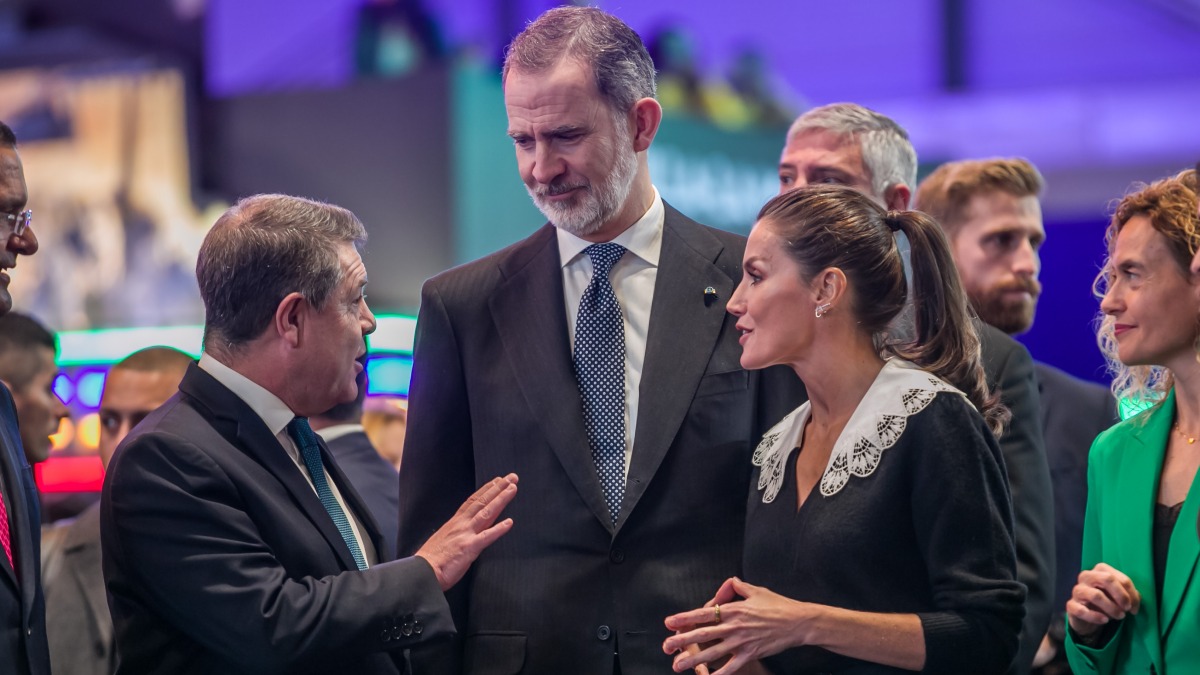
1066,563,1141,637
663,577,810,674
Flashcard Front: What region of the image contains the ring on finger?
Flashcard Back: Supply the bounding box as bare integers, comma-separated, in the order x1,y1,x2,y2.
713,604,721,624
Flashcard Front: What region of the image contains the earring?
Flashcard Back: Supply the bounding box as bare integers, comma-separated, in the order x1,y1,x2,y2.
815,303,832,318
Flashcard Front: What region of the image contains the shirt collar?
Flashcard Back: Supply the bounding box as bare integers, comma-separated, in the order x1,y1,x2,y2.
556,186,664,269
198,352,297,437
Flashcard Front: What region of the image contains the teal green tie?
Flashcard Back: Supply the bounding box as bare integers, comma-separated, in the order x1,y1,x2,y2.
287,417,368,570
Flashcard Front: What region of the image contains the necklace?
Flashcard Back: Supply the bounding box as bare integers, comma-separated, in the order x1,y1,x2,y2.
1173,421,1197,444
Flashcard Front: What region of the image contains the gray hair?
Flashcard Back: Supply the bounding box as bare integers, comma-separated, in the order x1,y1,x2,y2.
196,194,367,354
503,6,657,115
787,103,917,200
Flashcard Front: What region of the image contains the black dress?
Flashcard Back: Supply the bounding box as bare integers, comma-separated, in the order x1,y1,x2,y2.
743,360,1025,674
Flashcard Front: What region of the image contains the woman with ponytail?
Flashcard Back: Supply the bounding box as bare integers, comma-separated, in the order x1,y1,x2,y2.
663,185,1023,674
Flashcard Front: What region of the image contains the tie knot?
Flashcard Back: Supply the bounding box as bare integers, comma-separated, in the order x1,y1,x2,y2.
584,243,626,276
288,417,315,442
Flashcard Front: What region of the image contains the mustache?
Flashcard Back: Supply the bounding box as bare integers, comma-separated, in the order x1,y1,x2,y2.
994,277,1042,298
534,181,589,198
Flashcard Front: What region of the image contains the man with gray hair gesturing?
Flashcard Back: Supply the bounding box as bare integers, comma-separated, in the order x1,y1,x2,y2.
101,194,518,675
776,103,1054,674
398,6,804,674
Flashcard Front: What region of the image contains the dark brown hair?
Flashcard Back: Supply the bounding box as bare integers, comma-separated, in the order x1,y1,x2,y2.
758,184,1007,435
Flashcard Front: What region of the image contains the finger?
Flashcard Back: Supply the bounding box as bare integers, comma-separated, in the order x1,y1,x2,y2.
470,517,514,552
711,651,749,675
461,476,517,521
675,636,737,672
472,481,519,527
1066,599,1112,631
1071,584,1125,621
728,576,757,598
665,607,723,632
1079,573,1135,616
1089,563,1140,612
712,578,741,605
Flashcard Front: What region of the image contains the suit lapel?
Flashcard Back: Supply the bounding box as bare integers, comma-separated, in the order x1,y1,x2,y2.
179,365,360,571
621,207,732,530
1113,394,1170,670
489,225,614,529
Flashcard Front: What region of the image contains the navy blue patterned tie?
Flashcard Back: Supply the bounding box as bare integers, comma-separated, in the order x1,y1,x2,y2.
287,417,368,570
573,243,627,524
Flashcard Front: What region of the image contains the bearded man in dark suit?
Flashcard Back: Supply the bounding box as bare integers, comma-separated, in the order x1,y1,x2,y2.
397,8,804,674
101,194,518,674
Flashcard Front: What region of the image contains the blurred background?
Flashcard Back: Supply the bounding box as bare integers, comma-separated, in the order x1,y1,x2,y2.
1,0,1196,493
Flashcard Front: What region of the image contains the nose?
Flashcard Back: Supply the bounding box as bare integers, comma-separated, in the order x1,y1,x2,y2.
727,278,748,317
361,301,377,336
1099,282,1121,316
8,224,38,256
530,143,565,186
1012,239,1039,278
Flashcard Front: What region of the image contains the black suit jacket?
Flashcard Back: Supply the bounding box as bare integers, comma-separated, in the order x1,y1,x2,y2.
101,364,455,675
325,429,400,560
398,206,804,675
1033,361,1117,611
978,325,1055,675
0,383,51,675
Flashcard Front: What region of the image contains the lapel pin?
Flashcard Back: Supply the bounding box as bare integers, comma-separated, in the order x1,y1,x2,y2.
704,286,718,306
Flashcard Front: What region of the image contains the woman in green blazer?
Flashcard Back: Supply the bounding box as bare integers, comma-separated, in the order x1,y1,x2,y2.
1066,169,1200,675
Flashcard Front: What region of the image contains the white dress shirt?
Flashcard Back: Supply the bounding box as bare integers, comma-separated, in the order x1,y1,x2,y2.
198,353,377,567
558,187,664,475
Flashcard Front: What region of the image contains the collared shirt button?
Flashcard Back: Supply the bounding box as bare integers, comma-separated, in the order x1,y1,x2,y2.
609,549,624,564
596,625,611,641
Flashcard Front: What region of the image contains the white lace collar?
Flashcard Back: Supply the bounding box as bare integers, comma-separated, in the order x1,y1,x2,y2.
752,359,970,503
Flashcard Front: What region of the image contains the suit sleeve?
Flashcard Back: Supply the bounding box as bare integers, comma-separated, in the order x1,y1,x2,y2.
104,432,455,675
397,281,478,670
1063,439,1125,675
992,340,1056,673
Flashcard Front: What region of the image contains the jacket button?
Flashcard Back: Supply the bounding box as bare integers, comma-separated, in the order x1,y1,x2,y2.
596,625,611,641
609,549,624,564
413,620,423,635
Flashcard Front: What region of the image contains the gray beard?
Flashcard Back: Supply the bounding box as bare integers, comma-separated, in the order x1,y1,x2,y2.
528,137,639,238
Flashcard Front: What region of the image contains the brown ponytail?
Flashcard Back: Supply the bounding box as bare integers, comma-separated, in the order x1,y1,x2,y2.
886,210,1008,436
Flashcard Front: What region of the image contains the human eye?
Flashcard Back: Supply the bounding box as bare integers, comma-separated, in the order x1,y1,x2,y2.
510,135,533,150
99,412,120,433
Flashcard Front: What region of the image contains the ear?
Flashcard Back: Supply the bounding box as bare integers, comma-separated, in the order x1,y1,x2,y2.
812,267,849,308
630,97,662,153
884,183,911,211
274,292,308,349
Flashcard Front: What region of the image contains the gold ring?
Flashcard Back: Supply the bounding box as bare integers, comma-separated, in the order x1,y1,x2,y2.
713,604,721,624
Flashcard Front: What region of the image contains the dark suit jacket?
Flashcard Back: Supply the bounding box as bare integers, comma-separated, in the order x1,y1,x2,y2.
101,364,455,675
398,206,804,675
42,502,112,675
325,429,400,560
0,383,51,675
1034,361,1117,611
978,325,1055,675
